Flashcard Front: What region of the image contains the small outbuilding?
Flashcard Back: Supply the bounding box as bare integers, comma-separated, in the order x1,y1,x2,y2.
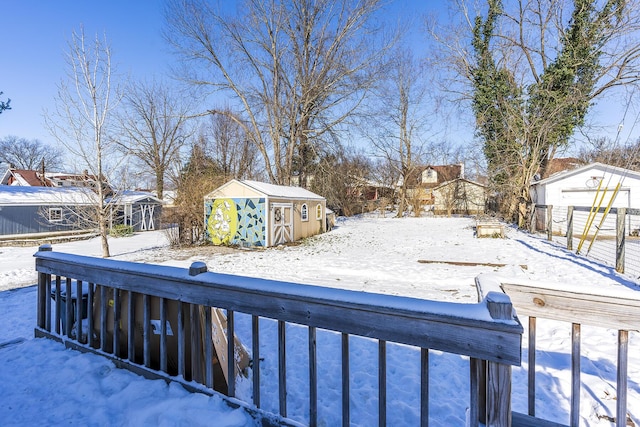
110,191,164,232
530,162,640,234
204,179,327,247
0,186,96,236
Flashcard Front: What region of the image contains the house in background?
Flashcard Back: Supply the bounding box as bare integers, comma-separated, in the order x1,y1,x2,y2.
1,168,106,191
0,186,96,236
204,179,327,247
399,163,486,214
432,178,487,215
530,162,640,235
0,187,163,238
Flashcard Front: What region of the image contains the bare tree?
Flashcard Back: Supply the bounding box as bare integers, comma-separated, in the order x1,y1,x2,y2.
169,139,224,246
427,0,640,225
367,47,433,217
45,28,121,257
116,79,191,199
200,110,262,181
309,146,375,216
0,136,63,170
165,0,393,186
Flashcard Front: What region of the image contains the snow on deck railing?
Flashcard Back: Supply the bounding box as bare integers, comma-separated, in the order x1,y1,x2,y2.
34,245,523,427
491,275,640,427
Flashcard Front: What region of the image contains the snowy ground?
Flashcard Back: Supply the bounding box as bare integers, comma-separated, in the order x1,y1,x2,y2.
0,215,638,426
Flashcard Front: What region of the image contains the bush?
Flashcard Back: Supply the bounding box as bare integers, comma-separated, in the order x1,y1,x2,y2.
110,224,134,237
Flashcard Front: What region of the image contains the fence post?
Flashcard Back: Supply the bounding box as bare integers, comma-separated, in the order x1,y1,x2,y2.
616,208,626,274
36,244,53,330
546,205,553,241
529,204,537,233
567,206,574,251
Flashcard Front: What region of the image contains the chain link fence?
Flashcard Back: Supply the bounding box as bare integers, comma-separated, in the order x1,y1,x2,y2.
532,205,640,279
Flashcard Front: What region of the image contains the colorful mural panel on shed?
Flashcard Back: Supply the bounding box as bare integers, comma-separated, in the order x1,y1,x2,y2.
205,197,266,246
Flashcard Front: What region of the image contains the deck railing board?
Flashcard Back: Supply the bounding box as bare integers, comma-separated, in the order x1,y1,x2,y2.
570,323,580,427
278,319,287,418
252,315,261,409
35,252,523,365
341,332,350,427
35,248,524,427
616,330,628,427
309,326,317,427
378,340,387,427
499,280,638,427
420,348,429,427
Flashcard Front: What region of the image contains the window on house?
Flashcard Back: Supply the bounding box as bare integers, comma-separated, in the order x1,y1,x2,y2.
316,204,322,220
49,208,62,222
301,203,308,221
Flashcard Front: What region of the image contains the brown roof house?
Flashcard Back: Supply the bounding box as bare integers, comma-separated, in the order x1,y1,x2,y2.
399,163,485,214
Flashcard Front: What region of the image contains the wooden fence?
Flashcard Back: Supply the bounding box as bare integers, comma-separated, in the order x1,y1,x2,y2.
532,205,640,274
34,245,523,427
494,275,640,427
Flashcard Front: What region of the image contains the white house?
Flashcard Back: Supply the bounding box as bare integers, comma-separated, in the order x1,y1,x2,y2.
530,162,640,235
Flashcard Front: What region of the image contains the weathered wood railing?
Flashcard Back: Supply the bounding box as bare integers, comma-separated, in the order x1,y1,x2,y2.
482,275,640,427
35,245,523,426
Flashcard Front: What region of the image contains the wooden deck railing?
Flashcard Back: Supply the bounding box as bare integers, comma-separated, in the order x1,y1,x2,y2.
482,274,640,427
34,245,523,427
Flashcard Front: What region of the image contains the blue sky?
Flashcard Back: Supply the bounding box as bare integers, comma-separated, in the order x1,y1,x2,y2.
1,1,449,148
0,1,171,143
0,1,636,154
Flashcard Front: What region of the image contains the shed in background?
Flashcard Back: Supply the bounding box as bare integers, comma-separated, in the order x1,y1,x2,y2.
530,162,640,235
0,186,96,236
110,191,163,232
204,179,327,247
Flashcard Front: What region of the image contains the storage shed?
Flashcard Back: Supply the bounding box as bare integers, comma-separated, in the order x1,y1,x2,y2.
530,162,640,234
0,186,96,236
110,191,163,232
204,179,327,247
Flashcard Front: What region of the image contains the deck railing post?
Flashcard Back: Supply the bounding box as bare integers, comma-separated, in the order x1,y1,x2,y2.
36,244,52,331
484,292,515,427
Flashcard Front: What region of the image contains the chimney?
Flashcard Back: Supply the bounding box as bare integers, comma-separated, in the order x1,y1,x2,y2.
459,163,465,179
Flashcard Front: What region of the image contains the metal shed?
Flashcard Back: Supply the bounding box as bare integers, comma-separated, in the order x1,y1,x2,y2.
204,179,327,247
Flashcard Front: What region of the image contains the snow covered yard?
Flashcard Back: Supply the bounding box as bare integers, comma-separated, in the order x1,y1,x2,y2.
0,215,638,426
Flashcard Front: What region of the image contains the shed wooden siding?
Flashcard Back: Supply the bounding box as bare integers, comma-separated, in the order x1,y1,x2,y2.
127,197,163,232
205,198,267,247
432,179,486,215
277,197,326,241
205,180,327,247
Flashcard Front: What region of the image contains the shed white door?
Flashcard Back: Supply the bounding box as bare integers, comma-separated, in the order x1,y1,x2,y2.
271,203,293,245
140,204,156,231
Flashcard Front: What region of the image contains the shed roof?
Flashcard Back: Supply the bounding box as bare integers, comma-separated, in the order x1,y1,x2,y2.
0,186,98,205
532,162,640,186
110,190,164,205
210,179,325,200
